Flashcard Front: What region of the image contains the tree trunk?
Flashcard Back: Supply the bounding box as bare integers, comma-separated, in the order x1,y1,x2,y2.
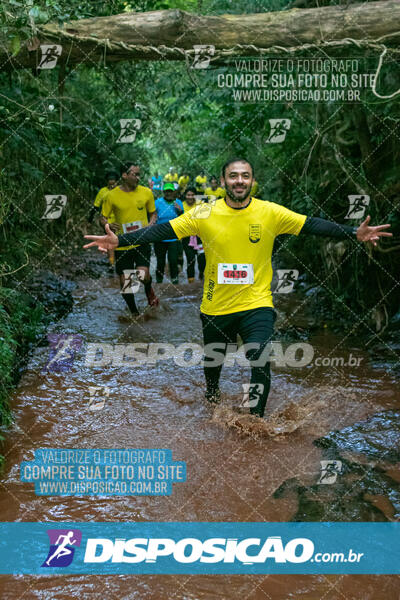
1,1,400,70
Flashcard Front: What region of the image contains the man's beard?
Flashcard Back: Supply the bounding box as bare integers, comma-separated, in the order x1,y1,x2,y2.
226,182,252,203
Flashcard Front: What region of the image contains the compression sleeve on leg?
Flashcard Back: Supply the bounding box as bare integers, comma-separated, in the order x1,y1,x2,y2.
118,222,176,248
300,217,355,240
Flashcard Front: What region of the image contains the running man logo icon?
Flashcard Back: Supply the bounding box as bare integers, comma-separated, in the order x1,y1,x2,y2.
191,196,215,219
42,529,82,567
117,119,142,143
121,269,145,294
318,460,342,484
38,44,62,69
241,383,264,408
41,195,67,220
266,119,291,144
42,334,83,373
275,269,299,293
345,195,370,219
191,45,215,69
88,386,110,411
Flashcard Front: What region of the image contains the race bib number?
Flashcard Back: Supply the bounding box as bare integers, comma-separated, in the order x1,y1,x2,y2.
122,221,142,234
217,263,254,284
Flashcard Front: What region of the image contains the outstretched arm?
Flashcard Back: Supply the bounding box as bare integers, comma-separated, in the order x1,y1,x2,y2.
84,222,176,253
301,215,392,247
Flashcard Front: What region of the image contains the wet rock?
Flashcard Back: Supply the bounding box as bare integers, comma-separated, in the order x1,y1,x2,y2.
52,252,107,279
25,270,74,323
314,410,400,463
273,411,400,521
274,459,399,521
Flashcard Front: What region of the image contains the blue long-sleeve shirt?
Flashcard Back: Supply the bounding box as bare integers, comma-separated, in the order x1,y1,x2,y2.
155,197,183,241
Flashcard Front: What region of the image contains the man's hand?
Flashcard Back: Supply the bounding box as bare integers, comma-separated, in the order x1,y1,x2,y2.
356,215,392,247
108,222,121,234
174,201,183,213
84,223,119,253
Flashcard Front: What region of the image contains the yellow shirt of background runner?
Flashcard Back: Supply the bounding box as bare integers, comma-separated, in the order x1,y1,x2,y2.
102,185,155,251
205,186,226,200
164,172,179,182
195,175,207,191
94,186,108,207
251,181,259,196
94,186,116,222
182,200,196,213
178,175,190,190
170,198,307,315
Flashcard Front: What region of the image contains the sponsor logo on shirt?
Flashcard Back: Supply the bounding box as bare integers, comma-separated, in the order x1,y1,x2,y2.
249,224,261,243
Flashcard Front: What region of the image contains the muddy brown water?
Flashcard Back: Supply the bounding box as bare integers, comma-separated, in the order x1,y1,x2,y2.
0,265,399,599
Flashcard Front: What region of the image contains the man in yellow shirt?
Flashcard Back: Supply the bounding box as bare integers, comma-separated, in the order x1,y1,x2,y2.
88,171,118,224
85,158,391,417
100,162,159,316
205,176,226,201
178,172,190,194
251,179,259,197
88,171,118,270
195,170,207,193
164,167,179,184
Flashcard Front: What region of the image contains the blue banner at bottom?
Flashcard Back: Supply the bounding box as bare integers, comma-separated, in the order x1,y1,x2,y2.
0,522,398,574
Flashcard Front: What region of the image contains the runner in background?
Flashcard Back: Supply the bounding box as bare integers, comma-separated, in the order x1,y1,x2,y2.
175,184,184,273
182,187,205,283
178,172,190,195
251,179,259,197
88,171,119,224
101,162,159,316
195,169,207,193
205,176,226,200
164,167,179,185
151,172,163,198
88,170,119,272
153,183,183,285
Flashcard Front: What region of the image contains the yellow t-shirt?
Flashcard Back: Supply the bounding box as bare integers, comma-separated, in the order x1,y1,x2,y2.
205,186,226,200
178,175,190,190
164,172,179,182
251,181,259,196
94,186,108,208
102,185,155,250
94,186,116,222
170,198,306,315
195,175,207,191
182,200,196,213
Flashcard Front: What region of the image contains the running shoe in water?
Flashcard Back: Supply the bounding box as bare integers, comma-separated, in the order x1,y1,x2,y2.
205,388,221,404
147,287,159,308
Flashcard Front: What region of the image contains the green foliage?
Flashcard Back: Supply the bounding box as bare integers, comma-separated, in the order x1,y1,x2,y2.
0,287,44,426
